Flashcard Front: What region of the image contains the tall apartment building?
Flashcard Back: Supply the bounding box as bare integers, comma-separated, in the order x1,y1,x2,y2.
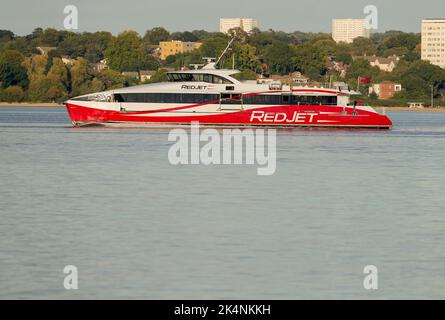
421,19,445,69
332,19,370,44
219,18,258,34
159,40,202,60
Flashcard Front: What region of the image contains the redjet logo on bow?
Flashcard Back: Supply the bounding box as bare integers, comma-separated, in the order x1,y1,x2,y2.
250,111,319,123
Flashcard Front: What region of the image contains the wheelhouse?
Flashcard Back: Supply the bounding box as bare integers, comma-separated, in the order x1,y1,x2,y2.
166,72,234,84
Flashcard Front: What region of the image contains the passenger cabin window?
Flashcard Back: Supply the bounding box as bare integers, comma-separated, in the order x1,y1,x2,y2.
282,95,290,104
113,93,219,104
167,73,233,84
80,93,338,106
242,95,337,105
220,93,242,105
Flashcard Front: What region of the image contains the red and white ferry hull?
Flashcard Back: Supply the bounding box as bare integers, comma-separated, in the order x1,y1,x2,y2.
65,102,393,129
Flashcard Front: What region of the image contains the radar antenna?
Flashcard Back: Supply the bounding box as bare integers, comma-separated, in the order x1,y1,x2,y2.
189,64,204,70
202,57,216,64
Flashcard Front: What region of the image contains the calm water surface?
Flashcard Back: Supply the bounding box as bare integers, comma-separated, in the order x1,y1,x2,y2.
0,107,444,299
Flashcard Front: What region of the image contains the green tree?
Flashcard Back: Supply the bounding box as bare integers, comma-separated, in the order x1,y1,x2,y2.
249,30,290,49
263,41,296,74
232,69,257,81
70,57,94,96
234,44,260,71
171,31,199,42
0,49,25,65
293,43,329,80
383,47,409,58
378,32,420,52
58,32,112,63
105,31,158,72
2,85,25,102
96,69,130,89
45,57,69,100
369,91,378,100
334,51,353,65
88,77,105,93
27,75,50,101
143,69,168,84
0,62,29,89
0,30,15,42
350,37,377,56
58,33,87,58
198,35,230,59
138,42,161,70
190,30,214,41
23,55,48,80
1,36,37,56
346,58,381,89
33,28,69,47
398,60,445,99
310,37,337,56
84,32,113,63
143,27,170,44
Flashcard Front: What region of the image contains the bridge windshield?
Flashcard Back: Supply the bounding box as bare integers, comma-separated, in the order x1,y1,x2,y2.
167,73,233,84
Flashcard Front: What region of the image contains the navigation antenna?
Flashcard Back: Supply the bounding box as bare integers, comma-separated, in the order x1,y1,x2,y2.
201,36,236,70
215,36,236,67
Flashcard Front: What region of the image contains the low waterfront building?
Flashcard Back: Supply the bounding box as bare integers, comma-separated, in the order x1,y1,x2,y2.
408,102,425,108
159,40,202,60
421,19,445,69
369,82,402,99
220,18,258,34
332,19,370,44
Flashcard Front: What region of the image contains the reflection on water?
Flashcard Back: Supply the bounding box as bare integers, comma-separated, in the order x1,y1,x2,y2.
0,107,445,299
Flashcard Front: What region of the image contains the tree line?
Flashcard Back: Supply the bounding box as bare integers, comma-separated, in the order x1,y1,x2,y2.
1,27,445,105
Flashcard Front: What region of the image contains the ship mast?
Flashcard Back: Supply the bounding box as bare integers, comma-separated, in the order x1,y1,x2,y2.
215,36,236,68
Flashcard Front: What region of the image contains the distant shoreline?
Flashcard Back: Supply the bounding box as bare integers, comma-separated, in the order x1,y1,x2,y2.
0,102,445,112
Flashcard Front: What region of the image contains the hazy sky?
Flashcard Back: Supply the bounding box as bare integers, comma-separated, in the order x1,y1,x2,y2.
1,0,444,35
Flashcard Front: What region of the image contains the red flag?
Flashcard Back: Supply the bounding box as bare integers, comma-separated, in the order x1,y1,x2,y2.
359,76,371,84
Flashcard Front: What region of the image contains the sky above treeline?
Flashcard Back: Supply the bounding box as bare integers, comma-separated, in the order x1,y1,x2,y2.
1,0,444,35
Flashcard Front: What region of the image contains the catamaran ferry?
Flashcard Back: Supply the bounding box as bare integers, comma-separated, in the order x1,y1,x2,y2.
65,41,392,129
